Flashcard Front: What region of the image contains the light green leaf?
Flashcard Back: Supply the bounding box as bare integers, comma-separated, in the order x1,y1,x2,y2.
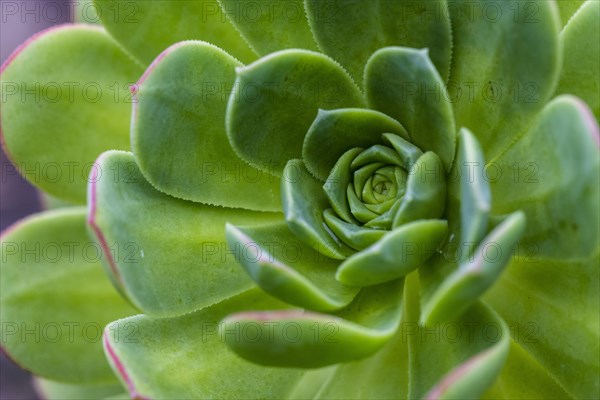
132,41,281,211
226,49,365,175
225,222,358,312
33,378,123,400
282,159,353,259
421,211,526,324
0,25,142,203
447,0,561,158
365,47,456,170
336,220,448,287
323,209,386,251
218,0,318,54
485,254,600,399
104,289,305,399
490,95,600,260
94,0,256,64
556,0,586,26
555,0,600,119
0,208,136,383
303,108,408,181
88,151,281,317
323,148,362,224
222,280,403,368
305,0,452,87
457,128,491,260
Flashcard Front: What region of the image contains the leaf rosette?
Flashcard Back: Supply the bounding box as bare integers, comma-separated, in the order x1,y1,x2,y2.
1,1,599,399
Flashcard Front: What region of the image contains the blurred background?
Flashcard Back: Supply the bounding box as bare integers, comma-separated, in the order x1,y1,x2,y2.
1,2,71,398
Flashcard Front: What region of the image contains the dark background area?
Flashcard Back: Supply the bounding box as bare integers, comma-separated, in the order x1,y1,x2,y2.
1,2,71,398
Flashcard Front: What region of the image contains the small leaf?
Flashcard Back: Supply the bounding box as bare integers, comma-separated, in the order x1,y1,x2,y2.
393,152,446,227
94,0,256,64
365,47,456,170
305,0,452,86
282,159,353,259
225,222,358,312
421,211,526,324
218,0,318,54
302,108,408,181
323,148,363,224
226,49,365,175
222,280,403,368
88,151,281,317
323,209,386,251
0,25,142,203
103,289,305,399
336,220,448,287
555,0,600,119
132,41,281,211
0,208,136,383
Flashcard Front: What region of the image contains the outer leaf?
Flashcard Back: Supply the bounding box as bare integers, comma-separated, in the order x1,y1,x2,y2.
555,0,600,119
556,0,586,26
132,41,281,211
282,159,353,259
0,25,142,203
336,220,448,286
485,254,600,399
218,0,318,54
365,47,456,170
226,49,365,175
225,222,358,312
448,0,561,158
305,0,452,86
94,0,256,64
302,108,409,181
103,289,305,399
34,378,123,400
490,95,600,260
222,280,403,368
0,208,136,383
87,151,281,317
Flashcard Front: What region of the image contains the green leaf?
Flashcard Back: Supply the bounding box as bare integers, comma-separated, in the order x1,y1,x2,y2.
88,151,281,317
33,378,123,400
104,289,305,399
336,220,448,287
132,41,281,211
323,209,386,251
421,211,526,324
365,47,456,170
222,280,403,368
447,0,561,158
0,208,136,383
218,0,318,54
404,273,510,399
281,159,352,259
0,25,142,203
323,148,363,224
225,222,358,312
555,0,600,120
490,95,600,260
226,49,366,176
485,254,599,399
305,0,452,87
94,0,256,65
556,0,586,26
457,128,491,260
393,152,447,227
303,108,408,181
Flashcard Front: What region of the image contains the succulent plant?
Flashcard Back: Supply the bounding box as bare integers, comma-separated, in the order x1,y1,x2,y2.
1,1,599,399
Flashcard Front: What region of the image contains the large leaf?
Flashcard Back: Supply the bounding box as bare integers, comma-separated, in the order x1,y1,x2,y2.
88,151,281,317
365,47,456,170
104,289,305,399
448,0,561,158
556,0,586,26
0,25,142,203
94,0,256,64
305,0,452,87
132,41,281,211
226,49,365,175
555,0,600,119
490,96,600,260
218,0,318,54
0,208,136,383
